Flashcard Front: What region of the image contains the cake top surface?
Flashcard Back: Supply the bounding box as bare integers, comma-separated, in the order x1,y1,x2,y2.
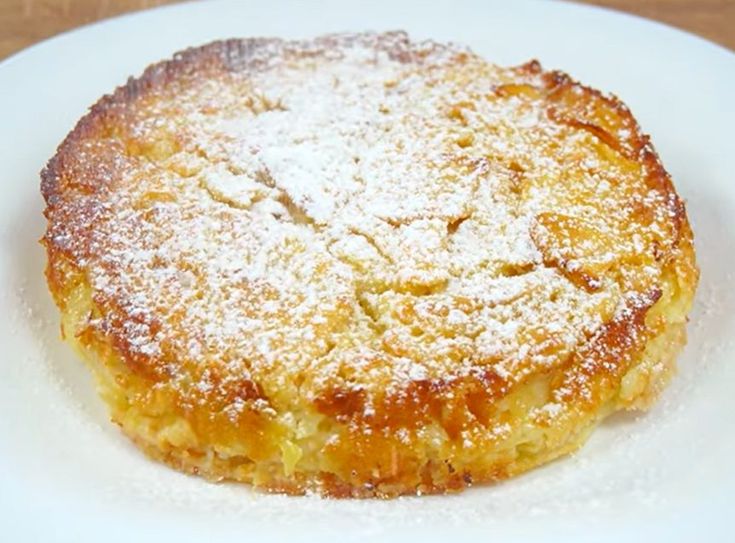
42,32,686,421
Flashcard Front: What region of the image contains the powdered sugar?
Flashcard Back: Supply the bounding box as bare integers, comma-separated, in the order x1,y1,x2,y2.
45,32,680,417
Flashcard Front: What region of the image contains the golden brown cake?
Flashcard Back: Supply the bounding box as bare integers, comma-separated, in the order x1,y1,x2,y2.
41,31,698,497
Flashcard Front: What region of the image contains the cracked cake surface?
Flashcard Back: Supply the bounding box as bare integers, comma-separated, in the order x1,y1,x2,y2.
42,31,698,497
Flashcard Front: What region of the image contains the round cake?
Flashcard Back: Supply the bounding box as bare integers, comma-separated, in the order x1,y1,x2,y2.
41,32,698,497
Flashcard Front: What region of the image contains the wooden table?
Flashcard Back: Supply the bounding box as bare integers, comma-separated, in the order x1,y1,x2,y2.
1,0,733,60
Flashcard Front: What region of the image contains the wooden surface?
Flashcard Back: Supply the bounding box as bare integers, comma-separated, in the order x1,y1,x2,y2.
1,0,733,60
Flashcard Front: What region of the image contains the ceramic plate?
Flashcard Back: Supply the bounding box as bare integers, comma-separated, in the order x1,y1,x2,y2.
1,1,733,540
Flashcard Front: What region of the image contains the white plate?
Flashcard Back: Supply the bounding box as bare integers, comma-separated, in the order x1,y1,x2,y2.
1,1,733,541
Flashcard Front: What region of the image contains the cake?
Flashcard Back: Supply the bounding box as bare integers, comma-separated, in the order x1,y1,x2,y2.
41,31,698,497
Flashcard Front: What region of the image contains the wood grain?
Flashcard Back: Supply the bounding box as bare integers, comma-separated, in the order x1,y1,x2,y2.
581,0,734,50
0,0,733,60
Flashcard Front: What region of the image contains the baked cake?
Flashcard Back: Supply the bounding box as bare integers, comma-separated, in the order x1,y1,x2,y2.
41,32,698,497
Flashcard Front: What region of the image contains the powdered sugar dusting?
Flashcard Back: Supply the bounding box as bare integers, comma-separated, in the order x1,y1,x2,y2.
44,31,682,420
